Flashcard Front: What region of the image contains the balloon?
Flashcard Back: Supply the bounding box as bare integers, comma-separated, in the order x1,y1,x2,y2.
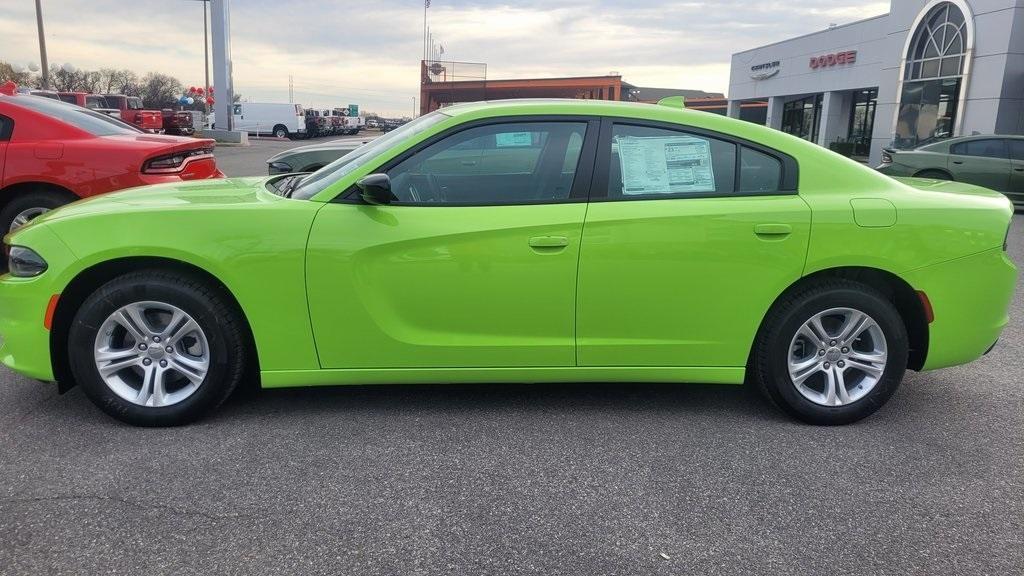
10,63,24,73
179,96,190,105
28,62,40,72
61,63,76,73
205,96,214,105
196,87,204,95
186,97,195,105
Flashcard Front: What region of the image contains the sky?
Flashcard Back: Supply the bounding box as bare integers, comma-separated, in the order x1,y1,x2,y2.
2,0,889,117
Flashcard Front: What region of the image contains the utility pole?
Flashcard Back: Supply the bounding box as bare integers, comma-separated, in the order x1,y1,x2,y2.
412,96,417,118
202,0,210,114
288,75,294,104
35,0,49,89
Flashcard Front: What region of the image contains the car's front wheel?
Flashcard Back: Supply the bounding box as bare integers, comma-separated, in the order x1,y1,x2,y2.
68,271,248,426
751,279,909,425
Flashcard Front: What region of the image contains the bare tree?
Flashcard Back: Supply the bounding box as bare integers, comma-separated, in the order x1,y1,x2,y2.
0,61,37,87
98,68,139,95
140,72,183,109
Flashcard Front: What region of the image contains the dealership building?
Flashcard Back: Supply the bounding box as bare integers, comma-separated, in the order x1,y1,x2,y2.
726,0,1024,165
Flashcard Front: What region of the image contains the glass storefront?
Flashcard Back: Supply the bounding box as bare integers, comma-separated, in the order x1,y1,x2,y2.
781,94,822,142
894,2,966,148
847,88,877,157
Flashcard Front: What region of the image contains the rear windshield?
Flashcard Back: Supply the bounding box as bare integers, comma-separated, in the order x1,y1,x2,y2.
127,97,144,110
85,95,108,109
7,95,142,136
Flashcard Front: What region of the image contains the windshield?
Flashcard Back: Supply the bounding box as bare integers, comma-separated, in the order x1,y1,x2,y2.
9,95,143,136
291,110,450,200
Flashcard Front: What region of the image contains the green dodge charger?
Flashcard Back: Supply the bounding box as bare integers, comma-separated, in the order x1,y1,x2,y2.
0,99,1016,426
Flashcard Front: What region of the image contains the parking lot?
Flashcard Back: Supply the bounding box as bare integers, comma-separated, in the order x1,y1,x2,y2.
0,206,1020,574
213,134,378,178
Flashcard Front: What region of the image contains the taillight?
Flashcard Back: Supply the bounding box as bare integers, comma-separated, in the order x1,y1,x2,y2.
143,148,214,174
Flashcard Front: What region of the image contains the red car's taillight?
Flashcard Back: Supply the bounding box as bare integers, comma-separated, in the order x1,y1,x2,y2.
142,148,214,174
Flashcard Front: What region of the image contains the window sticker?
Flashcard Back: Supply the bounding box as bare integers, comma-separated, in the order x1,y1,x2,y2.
495,132,534,148
616,135,716,195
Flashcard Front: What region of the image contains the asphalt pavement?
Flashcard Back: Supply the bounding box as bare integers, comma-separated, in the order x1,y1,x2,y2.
0,216,1021,575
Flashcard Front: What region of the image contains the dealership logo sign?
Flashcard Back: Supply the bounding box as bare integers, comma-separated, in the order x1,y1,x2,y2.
810,51,857,69
750,61,780,80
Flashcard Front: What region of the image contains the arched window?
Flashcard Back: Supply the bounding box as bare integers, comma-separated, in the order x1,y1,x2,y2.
905,3,967,80
894,2,972,148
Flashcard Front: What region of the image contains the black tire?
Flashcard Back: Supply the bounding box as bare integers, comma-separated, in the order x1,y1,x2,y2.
0,188,76,236
273,125,288,139
68,270,248,427
751,279,909,425
914,169,952,180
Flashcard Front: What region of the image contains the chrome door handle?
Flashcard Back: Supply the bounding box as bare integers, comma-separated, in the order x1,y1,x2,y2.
528,236,569,249
754,223,792,236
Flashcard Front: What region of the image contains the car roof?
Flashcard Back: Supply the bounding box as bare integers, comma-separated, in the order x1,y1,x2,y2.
439,98,679,117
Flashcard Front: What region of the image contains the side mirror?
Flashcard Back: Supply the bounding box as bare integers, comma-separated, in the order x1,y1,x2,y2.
356,173,393,205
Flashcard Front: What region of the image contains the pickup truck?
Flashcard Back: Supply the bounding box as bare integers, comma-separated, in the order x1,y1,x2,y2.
102,94,163,132
161,108,195,136
56,92,123,120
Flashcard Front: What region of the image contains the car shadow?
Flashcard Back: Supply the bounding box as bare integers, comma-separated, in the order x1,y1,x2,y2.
219,379,791,425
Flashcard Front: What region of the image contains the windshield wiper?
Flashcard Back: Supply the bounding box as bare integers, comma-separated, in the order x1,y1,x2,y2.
281,175,306,198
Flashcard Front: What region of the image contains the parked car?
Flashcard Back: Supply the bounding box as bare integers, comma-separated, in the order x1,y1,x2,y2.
56,91,122,120
161,108,195,136
0,91,223,235
303,109,327,138
229,102,306,139
365,118,379,129
0,99,1015,427
56,92,108,110
877,134,1024,209
266,138,369,174
28,90,60,100
102,94,163,132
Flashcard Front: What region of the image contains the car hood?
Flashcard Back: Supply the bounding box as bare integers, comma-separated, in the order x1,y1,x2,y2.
266,138,367,162
30,177,280,226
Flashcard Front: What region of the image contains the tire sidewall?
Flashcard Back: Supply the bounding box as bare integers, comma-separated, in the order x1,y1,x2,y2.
68,276,234,426
764,286,909,424
0,192,73,235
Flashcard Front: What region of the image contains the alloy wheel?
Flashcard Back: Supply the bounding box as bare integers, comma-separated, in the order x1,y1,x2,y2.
93,301,210,408
10,207,50,232
787,307,888,406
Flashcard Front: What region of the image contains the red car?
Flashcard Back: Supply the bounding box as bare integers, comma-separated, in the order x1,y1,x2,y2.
0,88,224,234
101,93,163,132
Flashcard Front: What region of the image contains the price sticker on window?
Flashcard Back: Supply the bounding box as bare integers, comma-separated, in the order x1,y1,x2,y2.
495,132,533,148
616,135,716,195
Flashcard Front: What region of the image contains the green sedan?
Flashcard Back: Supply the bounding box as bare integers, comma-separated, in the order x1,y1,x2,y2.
877,134,1024,209
0,100,1016,426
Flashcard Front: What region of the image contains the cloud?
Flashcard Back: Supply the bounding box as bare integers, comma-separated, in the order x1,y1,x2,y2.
2,0,888,115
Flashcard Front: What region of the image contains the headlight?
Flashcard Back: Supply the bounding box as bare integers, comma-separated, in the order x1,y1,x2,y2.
8,246,48,277
880,151,893,164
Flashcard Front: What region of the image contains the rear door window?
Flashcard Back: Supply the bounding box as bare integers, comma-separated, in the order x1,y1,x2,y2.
951,139,1008,159
606,123,736,198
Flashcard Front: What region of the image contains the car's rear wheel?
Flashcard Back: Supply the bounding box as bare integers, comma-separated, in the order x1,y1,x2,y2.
914,169,951,180
751,279,908,425
68,271,247,426
0,189,76,234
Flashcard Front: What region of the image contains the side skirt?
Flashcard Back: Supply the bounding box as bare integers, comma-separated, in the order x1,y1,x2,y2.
259,366,746,389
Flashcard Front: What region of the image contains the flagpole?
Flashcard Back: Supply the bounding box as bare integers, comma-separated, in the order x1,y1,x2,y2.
422,1,427,62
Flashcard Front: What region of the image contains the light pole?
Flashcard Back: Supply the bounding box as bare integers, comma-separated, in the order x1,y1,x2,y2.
35,0,49,89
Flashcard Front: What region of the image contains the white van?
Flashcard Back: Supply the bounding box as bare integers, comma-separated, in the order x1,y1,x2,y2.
229,102,306,139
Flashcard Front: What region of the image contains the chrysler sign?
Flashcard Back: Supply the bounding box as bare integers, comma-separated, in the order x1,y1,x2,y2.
810,51,857,69
750,60,780,80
